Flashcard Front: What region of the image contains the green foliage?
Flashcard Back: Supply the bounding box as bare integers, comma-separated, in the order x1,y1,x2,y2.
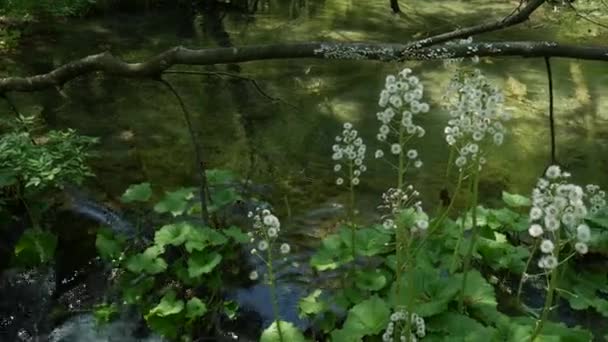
12,228,57,267
330,296,390,341
0,0,96,17
120,182,152,203
94,180,250,341
0,127,97,192
93,303,118,325
260,321,308,342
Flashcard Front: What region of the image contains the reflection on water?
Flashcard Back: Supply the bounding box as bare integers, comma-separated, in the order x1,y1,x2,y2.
2,0,608,216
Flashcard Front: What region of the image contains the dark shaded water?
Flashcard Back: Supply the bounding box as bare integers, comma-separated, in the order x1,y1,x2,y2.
2,0,608,340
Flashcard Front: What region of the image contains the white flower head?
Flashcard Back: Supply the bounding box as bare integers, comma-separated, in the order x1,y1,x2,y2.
258,240,269,251
528,224,543,238
545,165,561,179
575,242,588,254
249,270,259,280
280,243,291,254
540,239,555,253
576,224,591,242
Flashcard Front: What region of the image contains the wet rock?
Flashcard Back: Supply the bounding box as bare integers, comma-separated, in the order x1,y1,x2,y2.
0,267,56,341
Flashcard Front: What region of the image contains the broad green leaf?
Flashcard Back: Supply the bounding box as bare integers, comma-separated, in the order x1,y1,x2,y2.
147,291,184,317
95,231,123,262
335,296,390,340
223,226,250,243
310,235,351,271
502,191,531,207
122,276,154,304
260,321,307,342
430,312,497,341
201,226,228,246
459,270,497,311
186,297,207,320
187,251,222,277
145,291,184,339
153,187,196,216
13,228,57,267
350,228,392,256
121,182,152,203
206,169,237,185
126,247,167,274
93,303,118,324
355,270,387,291
298,289,326,318
390,267,460,317
155,222,192,247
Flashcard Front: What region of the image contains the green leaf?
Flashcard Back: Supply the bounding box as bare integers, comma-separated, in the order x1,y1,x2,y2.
223,300,238,320
186,297,207,320
459,270,497,311
155,222,193,248
13,228,57,267
95,231,124,262
147,291,184,317
187,251,222,277
347,227,392,256
298,289,327,318
206,169,237,185
122,275,154,304
223,226,250,243
390,267,460,317
502,191,531,208
332,296,390,340
260,321,308,342
310,233,352,271
93,303,118,325
355,269,387,291
126,247,167,274
153,187,196,216
121,182,152,203
430,312,498,340
145,291,184,339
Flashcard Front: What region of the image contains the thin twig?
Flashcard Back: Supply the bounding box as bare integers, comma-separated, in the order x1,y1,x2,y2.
544,57,557,166
405,0,546,49
157,78,211,224
566,2,608,29
163,70,297,109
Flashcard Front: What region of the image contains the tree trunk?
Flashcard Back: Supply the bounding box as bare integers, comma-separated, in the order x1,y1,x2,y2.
390,0,401,13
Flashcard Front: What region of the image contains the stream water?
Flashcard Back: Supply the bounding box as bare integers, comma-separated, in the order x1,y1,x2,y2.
1,0,608,340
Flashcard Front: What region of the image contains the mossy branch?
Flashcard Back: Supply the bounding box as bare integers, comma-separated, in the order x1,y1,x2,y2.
1,41,608,93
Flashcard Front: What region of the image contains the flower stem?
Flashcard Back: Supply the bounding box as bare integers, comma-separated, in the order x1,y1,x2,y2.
459,160,480,313
349,161,356,260
531,233,561,340
267,247,284,342
517,241,538,307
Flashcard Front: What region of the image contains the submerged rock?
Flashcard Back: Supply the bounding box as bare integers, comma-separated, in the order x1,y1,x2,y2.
48,314,165,342
0,267,56,341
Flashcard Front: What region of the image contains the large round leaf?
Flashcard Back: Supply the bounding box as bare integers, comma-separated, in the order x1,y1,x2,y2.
260,321,308,342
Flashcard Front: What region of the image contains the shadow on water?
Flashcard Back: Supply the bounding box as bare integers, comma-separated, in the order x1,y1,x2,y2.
2,0,608,340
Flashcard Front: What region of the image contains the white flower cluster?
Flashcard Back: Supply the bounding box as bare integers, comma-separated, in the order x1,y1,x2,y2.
378,186,427,233
382,310,425,342
247,207,290,280
443,69,510,170
332,122,367,186
528,166,605,269
374,68,427,168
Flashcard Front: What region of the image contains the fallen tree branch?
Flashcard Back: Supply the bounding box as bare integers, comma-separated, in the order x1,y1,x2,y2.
406,0,546,48
1,40,608,93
